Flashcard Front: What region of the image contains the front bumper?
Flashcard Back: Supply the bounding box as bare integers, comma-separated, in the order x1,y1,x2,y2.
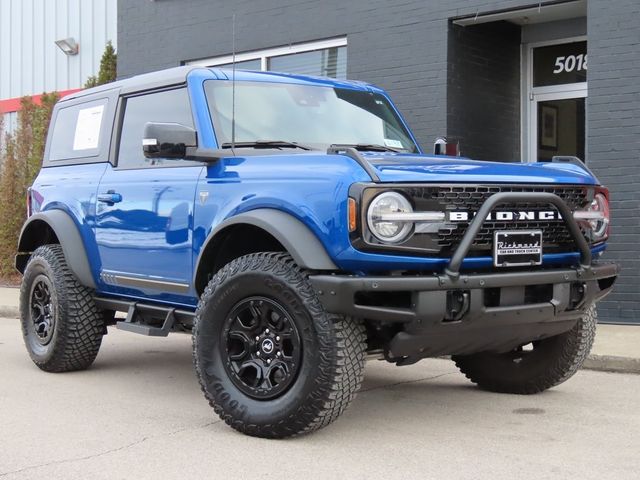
309,262,618,360
312,191,618,361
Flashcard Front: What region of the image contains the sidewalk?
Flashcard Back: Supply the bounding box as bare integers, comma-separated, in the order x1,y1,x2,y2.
1,286,637,373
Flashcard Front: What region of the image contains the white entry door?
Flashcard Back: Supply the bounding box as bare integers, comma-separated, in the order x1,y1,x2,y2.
526,39,588,163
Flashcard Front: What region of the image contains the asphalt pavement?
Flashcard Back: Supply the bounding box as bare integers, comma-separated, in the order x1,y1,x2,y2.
1,317,639,480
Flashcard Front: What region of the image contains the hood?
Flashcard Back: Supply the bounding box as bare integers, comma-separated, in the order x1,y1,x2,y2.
362,153,598,185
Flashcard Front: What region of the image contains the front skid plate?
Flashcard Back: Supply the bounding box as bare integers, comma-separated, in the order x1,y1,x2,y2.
309,263,618,358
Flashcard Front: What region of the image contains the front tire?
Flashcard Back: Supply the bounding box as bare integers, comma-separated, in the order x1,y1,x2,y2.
453,305,597,394
192,252,367,438
20,244,105,372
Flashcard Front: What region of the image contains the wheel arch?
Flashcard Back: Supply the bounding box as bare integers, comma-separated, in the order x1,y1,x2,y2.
16,211,96,289
193,209,338,294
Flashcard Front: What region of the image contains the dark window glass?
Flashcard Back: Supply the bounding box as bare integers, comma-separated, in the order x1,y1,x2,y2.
268,46,347,79
216,58,262,70
533,41,587,87
49,98,108,161
537,98,585,162
117,88,194,168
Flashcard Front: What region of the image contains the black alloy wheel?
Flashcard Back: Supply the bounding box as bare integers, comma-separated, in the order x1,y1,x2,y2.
29,275,56,346
193,252,367,438
223,296,302,400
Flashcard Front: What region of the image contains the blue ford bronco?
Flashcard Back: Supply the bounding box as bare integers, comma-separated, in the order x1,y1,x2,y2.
17,66,618,438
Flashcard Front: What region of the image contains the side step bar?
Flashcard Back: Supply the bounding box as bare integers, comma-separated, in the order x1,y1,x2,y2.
94,297,195,337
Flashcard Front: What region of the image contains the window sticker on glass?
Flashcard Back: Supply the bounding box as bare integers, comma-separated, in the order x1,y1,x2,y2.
384,139,403,149
73,105,104,151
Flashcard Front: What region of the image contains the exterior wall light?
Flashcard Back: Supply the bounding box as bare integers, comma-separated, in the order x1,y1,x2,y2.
55,38,79,56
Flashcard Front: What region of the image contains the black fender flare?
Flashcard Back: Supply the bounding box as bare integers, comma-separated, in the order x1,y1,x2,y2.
16,211,96,289
194,209,338,285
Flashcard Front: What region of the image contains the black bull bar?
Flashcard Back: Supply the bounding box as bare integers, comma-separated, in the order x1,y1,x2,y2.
444,192,592,278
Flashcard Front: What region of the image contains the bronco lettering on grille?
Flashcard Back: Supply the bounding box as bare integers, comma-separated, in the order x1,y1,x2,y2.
448,211,562,222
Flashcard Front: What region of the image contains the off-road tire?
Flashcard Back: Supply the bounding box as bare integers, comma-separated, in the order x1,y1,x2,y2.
192,252,367,438
20,244,105,372
453,304,597,394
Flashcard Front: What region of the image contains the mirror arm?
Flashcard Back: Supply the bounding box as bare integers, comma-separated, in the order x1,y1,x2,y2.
184,147,234,163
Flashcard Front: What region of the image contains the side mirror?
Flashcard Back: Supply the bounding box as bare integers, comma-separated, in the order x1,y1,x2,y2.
433,136,460,156
143,122,197,159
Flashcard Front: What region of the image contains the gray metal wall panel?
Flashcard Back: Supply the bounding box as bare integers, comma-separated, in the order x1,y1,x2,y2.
0,111,17,136
586,0,640,324
0,0,118,101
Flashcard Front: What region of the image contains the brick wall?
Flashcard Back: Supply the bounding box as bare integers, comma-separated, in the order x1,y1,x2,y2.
586,0,640,323
447,21,521,161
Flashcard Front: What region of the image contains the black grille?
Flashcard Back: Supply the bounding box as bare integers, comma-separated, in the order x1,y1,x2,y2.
407,185,590,255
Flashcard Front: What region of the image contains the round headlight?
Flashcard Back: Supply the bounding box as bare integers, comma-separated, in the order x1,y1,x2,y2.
367,192,413,243
587,192,610,239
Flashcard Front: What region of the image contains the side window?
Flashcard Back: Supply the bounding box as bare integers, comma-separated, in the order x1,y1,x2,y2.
49,98,108,161
117,88,194,169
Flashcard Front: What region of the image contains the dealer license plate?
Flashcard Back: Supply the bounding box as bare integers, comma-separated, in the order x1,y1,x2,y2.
493,230,543,267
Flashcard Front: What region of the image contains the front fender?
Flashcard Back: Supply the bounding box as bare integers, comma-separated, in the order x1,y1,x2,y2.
16,211,96,288
194,208,338,285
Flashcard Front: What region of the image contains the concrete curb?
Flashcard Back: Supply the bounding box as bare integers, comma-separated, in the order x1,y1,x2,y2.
0,306,19,319
583,355,640,375
438,353,640,376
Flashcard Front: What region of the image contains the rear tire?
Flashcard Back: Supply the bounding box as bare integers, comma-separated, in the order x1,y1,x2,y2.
20,244,105,372
453,305,597,394
193,252,367,438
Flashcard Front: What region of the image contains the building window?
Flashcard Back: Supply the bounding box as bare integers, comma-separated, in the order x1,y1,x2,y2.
187,37,347,79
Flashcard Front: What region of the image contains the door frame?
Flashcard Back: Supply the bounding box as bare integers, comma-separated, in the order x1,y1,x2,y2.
522,36,588,163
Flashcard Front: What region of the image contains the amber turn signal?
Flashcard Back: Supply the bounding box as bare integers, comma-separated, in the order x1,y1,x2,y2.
348,198,357,232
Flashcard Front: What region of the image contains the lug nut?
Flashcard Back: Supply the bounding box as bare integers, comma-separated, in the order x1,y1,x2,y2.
267,358,271,364
265,329,270,334
256,351,261,356
276,336,280,341
276,351,282,357
255,336,260,341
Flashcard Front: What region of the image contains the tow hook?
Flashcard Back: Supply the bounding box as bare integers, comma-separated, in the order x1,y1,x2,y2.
445,290,470,322
569,282,588,309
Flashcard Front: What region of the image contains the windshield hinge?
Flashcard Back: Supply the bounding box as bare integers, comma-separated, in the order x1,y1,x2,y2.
327,145,380,182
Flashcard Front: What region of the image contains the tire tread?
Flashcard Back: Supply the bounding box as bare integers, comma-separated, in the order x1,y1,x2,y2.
453,305,597,394
20,244,104,372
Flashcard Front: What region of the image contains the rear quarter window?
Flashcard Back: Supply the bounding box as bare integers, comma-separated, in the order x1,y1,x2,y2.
48,98,109,161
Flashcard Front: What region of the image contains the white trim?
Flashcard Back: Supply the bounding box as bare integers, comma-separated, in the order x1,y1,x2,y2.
520,42,527,163
523,36,588,163
186,37,347,68
453,0,586,26
526,35,587,50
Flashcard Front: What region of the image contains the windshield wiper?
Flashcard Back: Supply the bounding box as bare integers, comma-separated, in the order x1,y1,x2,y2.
221,140,311,150
331,143,404,153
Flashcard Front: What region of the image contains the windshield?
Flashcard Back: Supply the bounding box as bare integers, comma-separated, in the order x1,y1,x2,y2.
204,80,419,153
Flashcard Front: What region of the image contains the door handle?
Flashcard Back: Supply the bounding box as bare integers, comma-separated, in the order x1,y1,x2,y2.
97,191,123,204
